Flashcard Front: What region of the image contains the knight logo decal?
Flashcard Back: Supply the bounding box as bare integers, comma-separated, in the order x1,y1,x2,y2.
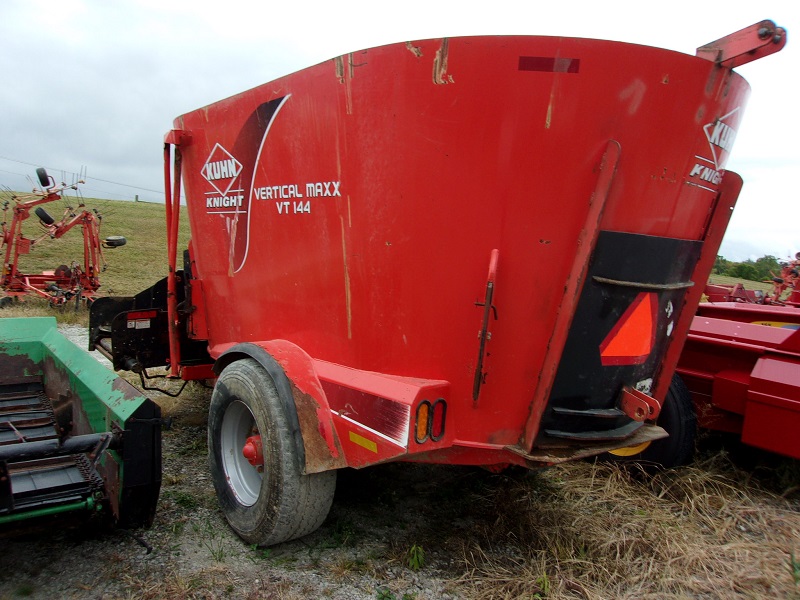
687,107,741,192
201,96,290,274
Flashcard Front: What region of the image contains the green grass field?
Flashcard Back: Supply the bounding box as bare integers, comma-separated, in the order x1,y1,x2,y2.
708,273,774,294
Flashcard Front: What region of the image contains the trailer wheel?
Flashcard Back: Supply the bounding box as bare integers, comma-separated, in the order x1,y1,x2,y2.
608,374,697,469
208,358,336,546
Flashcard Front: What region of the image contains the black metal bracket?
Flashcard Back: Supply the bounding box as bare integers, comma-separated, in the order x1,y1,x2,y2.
473,249,500,402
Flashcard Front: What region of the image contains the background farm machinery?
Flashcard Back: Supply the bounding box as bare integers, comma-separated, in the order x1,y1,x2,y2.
0,317,161,529
670,284,800,461
1,168,126,309
705,256,800,307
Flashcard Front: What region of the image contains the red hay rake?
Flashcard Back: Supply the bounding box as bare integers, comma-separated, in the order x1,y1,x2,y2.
1,168,125,309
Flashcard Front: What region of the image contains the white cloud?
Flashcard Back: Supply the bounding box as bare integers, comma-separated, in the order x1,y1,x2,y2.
1,0,796,250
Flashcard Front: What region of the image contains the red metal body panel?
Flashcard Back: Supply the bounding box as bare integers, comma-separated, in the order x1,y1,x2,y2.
163,32,776,469
677,302,800,459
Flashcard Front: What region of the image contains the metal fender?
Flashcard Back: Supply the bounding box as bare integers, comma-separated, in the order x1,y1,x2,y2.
214,341,346,474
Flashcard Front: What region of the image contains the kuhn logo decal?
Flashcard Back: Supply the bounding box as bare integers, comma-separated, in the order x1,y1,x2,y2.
202,144,244,208
703,108,738,170
688,108,740,191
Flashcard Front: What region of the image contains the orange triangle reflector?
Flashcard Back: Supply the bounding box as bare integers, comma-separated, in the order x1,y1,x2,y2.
599,292,657,366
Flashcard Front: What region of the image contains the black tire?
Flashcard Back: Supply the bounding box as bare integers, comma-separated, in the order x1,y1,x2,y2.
35,207,55,225
104,236,127,248
36,167,49,188
0,296,12,309
608,374,697,469
208,358,336,546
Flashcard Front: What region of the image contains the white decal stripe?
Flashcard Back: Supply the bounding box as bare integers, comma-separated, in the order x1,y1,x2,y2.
205,188,244,195
686,181,717,193
234,94,292,274
332,411,409,448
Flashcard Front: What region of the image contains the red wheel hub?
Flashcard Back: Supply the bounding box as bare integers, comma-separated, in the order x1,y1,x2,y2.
242,435,263,467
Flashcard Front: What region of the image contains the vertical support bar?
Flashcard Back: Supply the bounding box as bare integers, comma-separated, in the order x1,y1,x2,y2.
651,172,742,402
519,139,621,452
83,217,91,286
163,141,183,378
84,216,93,285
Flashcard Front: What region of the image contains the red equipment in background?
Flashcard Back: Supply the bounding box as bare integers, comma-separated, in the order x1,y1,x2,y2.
89,20,786,546
677,300,800,460
705,253,800,307
0,168,126,308
767,254,800,305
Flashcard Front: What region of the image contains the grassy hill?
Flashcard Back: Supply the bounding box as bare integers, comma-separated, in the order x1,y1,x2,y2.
708,273,774,294
2,194,189,298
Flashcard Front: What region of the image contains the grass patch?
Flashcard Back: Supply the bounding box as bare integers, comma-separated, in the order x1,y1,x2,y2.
708,273,774,294
318,517,361,549
449,458,800,599
1,193,189,303
406,544,425,572
13,582,35,597
161,490,200,511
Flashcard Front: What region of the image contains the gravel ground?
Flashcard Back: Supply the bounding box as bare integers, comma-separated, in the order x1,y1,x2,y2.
0,407,501,599
0,328,490,599
1,326,797,599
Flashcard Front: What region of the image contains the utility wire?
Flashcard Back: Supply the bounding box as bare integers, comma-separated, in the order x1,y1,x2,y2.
0,155,165,195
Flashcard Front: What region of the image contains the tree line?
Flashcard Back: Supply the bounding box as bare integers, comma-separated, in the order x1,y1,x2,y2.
713,255,788,282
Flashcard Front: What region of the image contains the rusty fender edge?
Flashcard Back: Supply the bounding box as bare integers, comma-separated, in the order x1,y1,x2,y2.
214,341,346,474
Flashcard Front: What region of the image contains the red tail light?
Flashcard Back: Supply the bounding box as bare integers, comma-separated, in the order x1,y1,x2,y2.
414,399,447,443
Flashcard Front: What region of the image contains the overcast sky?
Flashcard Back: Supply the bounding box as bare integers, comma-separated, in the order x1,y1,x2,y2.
1,0,796,261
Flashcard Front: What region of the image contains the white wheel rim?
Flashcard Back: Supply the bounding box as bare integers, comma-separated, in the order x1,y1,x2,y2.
220,400,263,506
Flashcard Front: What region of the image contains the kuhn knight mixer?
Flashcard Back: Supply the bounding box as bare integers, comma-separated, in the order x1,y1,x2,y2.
89,20,785,545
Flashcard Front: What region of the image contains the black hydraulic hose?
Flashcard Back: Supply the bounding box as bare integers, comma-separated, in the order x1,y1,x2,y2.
0,432,121,463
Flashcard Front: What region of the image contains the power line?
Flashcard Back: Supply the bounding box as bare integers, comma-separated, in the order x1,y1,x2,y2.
0,154,164,196
85,177,163,195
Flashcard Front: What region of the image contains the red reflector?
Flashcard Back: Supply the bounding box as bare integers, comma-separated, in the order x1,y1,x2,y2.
430,399,447,441
128,310,157,321
599,292,657,366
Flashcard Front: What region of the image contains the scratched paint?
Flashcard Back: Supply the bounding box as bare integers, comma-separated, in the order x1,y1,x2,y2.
433,38,452,85
334,55,354,114
340,216,353,339
405,42,423,58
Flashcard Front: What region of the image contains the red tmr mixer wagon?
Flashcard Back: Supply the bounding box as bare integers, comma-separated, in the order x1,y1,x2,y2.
90,21,785,545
